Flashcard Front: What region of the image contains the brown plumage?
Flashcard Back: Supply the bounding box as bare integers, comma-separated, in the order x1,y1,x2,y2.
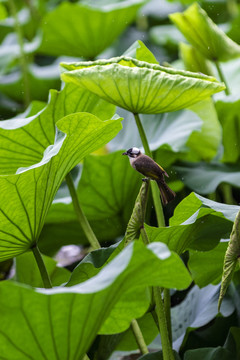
122,147,176,205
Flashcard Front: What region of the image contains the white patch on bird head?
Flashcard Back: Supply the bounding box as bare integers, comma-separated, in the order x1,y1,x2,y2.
131,147,140,154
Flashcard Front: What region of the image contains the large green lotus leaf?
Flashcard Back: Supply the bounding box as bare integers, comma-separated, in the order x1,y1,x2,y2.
144,209,232,254
171,285,235,351
215,98,240,163
14,251,71,287
67,241,124,286
0,241,192,359
39,151,142,253
0,113,122,261
0,82,115,175
61,56,225,114
174,161,240,194
144,192,240,254
170,3,240,62
171,192,239,226
188,241,228,288
39,0,146,58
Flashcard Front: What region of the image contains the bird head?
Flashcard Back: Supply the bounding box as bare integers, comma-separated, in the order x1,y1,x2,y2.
122,147,141,158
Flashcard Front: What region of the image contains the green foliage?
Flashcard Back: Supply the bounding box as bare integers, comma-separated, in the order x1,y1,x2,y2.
0,241,191,359
170,3,240,62
61,57,225,114
1,0,240,358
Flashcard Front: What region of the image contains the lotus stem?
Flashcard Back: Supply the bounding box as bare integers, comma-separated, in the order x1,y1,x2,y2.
214,61,230,96
153,287,175,360
133,113,165,228
133,113,172,346
32,245,52,289
65,173,101,250
131,319,149,355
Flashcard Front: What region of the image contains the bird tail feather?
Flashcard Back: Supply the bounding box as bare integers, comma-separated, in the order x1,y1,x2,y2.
156,180,176,205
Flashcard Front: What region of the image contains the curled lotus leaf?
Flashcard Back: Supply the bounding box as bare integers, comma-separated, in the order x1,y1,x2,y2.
61,56,225,114
170,3,240,62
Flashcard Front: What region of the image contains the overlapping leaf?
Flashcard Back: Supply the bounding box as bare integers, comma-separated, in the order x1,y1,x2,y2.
170,3,240,62
0,241,192,359
39,151,142,253
0,112,122,261
39,0,146,58
174,162,240,194
144,192,239,254
0,82,115,175
61,56,225,114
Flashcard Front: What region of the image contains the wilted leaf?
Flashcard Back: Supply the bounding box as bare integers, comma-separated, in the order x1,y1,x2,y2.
61,56,225,114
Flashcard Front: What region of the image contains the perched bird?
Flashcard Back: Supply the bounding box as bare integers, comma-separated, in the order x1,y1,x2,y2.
122,147,176,205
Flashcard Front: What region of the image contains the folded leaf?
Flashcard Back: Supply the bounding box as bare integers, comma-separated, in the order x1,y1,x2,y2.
170,3,240,62
61,56,225,114
0,113,122,261
0,241,192,359
0,82,115,175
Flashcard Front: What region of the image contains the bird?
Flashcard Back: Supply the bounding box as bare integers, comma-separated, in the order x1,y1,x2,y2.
122,147,176,205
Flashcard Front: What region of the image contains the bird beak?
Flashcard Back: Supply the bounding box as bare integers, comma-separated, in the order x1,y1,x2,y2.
122,152,127,155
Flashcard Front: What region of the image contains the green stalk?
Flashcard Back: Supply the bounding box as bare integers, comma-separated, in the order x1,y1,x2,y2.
215,61,230,96
32,245,52,289
133,113,165,227
154,287,174,360
131,319,149,355
133,113,172,346
9,0,30,107
65,173,101,250
164,288,172,345
221,183,234,204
